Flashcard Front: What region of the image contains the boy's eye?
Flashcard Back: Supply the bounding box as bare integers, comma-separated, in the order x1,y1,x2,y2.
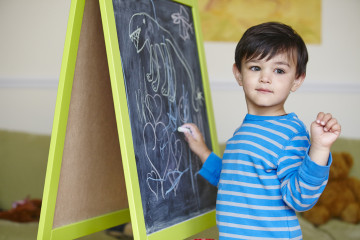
250,66,261,71
274,68,285,74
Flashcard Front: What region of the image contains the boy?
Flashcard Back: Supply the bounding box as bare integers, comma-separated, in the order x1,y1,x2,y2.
181,22,341,239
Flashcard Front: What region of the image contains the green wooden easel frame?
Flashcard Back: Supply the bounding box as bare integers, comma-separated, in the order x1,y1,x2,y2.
37,0,219,239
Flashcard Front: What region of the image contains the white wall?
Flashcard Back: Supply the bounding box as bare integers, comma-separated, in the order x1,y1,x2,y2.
0,0,69,134
0,0,359,143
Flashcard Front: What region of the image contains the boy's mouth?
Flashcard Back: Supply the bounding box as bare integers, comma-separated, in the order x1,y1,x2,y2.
256,88,273,93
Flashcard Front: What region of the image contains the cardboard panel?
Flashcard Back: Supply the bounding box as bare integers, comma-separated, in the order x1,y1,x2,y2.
53,0,128,228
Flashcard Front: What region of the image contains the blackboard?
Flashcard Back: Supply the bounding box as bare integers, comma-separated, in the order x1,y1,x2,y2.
112,0,217,234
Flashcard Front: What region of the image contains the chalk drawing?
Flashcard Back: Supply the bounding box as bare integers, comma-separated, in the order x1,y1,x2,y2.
171,6,194,41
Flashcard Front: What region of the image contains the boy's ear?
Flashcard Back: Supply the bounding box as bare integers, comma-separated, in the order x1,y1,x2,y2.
232,63,243,86
291,73,306,92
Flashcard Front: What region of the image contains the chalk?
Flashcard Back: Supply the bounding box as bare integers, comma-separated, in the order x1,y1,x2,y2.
178,126,191,133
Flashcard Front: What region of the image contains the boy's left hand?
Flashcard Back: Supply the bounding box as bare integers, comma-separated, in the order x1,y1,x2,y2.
310,112,341,150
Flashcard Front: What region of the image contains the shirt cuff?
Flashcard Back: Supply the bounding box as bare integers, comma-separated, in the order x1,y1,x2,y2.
299,146,332,186
199,152,222,186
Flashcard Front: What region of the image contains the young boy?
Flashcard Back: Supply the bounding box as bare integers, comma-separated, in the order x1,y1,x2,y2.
181,22,341,239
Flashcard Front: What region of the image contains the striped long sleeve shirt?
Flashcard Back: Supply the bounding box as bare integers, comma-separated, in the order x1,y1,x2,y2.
199,113,332,240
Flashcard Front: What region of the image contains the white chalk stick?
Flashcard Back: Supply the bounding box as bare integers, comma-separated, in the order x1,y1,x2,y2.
178,126,191,133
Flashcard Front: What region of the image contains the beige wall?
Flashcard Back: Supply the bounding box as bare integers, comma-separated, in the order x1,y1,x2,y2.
205,0,360,142
0,0,359,143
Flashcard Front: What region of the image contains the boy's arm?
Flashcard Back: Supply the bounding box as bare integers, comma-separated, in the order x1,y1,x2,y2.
277,132,330,212
309,112,341,166
180,123,221,186
181,123,211,163
278,113,341,212
198,152,222,186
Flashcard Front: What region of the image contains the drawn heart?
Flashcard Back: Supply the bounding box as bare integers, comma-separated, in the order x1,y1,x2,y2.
170,133,183,170
143,122,170,200
146,170,160,200
165,168,189,196
145,94,163,124
155,122,170,161
143,123,160,170
166,170,181,195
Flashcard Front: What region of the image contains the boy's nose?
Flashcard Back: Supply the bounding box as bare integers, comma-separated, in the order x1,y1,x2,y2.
259,73,272,84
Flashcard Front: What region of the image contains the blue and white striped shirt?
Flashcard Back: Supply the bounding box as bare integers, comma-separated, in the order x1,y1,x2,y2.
200,113,332,240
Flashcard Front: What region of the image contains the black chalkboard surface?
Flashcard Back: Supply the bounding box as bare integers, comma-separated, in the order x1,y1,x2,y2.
112,0,217,234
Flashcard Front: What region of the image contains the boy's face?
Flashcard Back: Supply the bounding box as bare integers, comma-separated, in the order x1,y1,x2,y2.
233,52,305,116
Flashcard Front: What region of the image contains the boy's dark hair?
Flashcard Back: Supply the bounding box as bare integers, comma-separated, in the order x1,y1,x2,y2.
234,22,308,78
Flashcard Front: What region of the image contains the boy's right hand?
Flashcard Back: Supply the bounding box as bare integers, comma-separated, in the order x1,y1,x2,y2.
180,123,211,163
